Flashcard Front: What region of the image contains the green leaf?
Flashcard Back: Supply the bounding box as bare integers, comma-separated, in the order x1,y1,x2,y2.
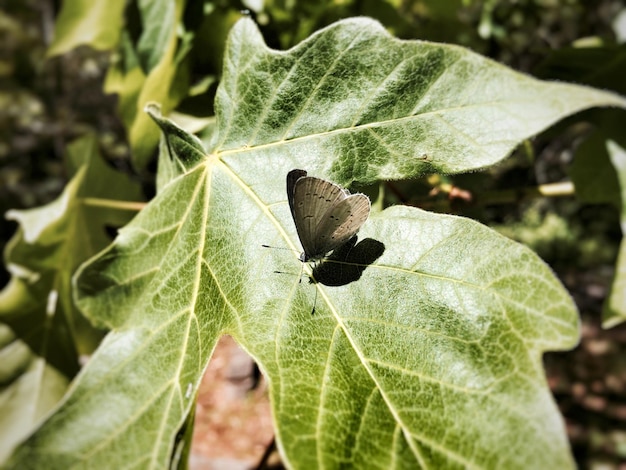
0,288,73,464
602,139,626,328
129,0,191,169
47,0,126,56
0,135,142,462
606,240,626,328
570,130,622,208
8,17,626,469
102,0,191,169
569,113,626,328
145,103,207,191
103,39,146,150
211,19,626,180
136,0,178,72
535,44,626,95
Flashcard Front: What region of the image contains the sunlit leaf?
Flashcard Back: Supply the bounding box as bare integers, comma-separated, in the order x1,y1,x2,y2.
7,17,626,469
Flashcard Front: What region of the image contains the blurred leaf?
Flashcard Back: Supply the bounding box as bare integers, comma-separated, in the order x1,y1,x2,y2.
570,131,622,208
606,241,626,328
0,134,143,462
170,406,195,470
7,16,626,469
418,0,466,19
103,36,145,145
169,111,215,135
535,45,626,95
608,139,626,228
603,139,626,328
103,0,190,169
136,0,177,72
47,0,126,56
0,280,75,464
614,9,626,42
191,6,242,76
569,109,626,328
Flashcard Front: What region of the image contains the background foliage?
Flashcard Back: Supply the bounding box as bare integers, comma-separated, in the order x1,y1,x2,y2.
1,0,626,468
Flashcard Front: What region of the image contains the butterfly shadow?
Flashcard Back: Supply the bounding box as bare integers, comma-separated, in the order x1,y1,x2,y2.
310,236,385,287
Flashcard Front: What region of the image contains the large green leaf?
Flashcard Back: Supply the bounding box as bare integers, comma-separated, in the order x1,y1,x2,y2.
6,17,626,469
0,135,142,462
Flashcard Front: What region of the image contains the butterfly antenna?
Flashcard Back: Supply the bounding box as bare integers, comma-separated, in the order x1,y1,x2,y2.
298,260,305,284
261,244,295,252
311,286,317,315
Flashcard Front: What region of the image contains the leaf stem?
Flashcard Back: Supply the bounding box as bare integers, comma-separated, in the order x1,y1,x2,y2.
254,436,276,470
82,198,146,212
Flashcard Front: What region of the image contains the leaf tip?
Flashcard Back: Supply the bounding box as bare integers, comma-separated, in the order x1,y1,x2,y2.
144,102,162,119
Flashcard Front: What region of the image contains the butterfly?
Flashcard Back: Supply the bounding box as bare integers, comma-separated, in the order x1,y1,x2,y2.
287,169,371,263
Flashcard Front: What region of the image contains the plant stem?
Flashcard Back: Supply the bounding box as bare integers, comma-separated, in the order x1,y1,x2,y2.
82,198,145,212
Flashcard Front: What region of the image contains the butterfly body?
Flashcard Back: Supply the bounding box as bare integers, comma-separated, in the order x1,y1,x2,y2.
287,169,370,262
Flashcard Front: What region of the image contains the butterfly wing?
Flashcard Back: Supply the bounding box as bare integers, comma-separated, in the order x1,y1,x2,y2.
287,169,308,221
315,194,370,255
292,176,349,261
